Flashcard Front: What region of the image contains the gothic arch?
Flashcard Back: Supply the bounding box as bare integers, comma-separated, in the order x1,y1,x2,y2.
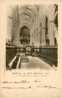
20,26,30,45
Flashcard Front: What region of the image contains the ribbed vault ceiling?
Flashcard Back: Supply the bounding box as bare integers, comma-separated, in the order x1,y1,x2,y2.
19,5,38,29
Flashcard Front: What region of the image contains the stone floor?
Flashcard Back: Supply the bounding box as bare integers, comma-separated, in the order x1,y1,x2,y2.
8,53,52,70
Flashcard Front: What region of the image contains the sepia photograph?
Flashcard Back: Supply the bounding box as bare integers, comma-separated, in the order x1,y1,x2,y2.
1,1,62,98
6,4,58,70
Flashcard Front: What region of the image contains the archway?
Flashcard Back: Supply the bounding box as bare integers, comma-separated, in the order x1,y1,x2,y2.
20,26,30,45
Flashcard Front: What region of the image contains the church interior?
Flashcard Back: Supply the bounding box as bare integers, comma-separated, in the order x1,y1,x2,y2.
6,4,58,70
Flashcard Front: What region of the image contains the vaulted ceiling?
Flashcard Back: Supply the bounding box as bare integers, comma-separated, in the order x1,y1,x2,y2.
7,4,58,43
19,5,39,29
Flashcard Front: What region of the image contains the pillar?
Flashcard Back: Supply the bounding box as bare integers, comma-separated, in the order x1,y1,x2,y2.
41,15,46,47
48,5,55,46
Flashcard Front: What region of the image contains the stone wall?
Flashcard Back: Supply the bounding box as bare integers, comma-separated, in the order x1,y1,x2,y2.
7,5,58,47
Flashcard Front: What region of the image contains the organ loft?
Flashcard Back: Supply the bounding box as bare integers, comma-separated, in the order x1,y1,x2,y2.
7,4,58,48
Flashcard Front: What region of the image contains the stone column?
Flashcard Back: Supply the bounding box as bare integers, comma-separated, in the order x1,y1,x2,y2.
48,5,55,46
30,24,34,45
41,15,46,47
48,21,55,46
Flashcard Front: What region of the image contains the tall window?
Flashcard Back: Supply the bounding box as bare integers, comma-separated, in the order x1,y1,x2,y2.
20,26,30,45
45,16,50,46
